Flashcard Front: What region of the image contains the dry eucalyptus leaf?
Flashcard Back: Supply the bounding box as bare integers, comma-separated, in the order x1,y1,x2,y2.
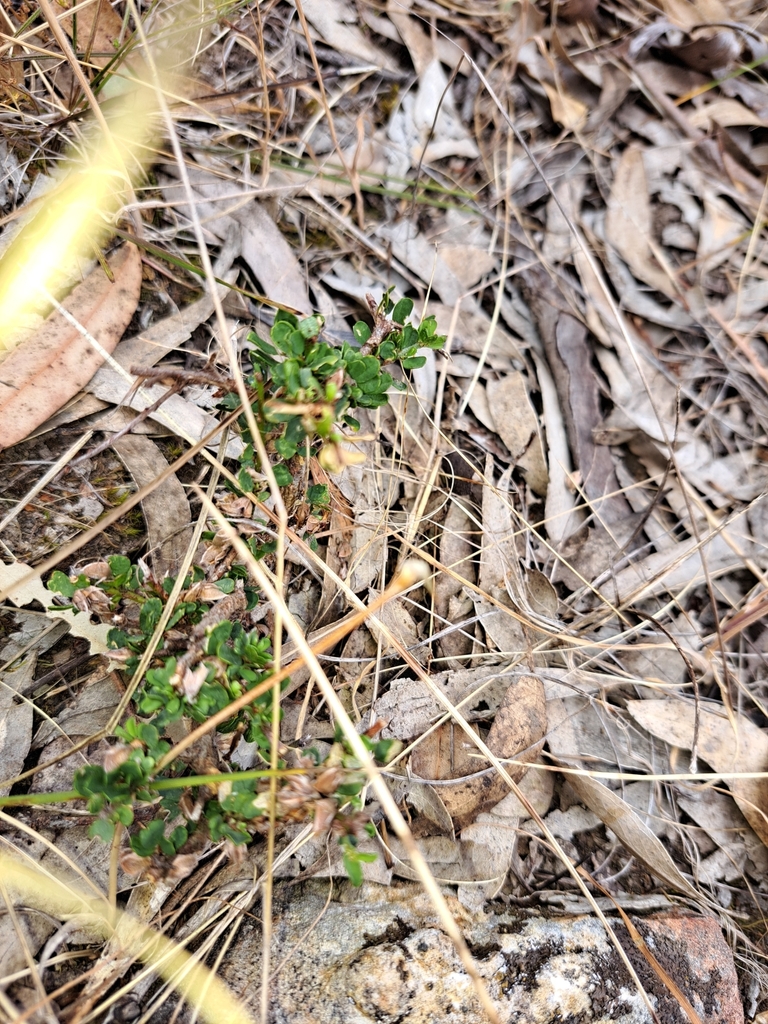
112,434,193,580
525,568,559,618
677,789,768,880
410,675,546,830
486,373,548,496
0,243,142,450
556,0,600,22
627,699,768,849
0,657,34,796
434,497,478,667
606,146,673,299
375,666,514,741
560,764,700,899
61,0,125,69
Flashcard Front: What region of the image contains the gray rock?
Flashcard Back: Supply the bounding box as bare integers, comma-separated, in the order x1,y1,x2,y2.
220,881,743,1024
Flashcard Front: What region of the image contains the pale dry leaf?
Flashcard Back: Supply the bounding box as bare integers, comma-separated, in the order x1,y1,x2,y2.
688,97,768,130
525,568,558,618
0,243,142,450
661,0,729,28
677,789,768,879
299,0,395,66
0,561,111,654
335,458,387,593
597,504,758,604
547,696,670,775
541,80,588,129
433,211,497,291
0,657,34,796
560,765,701,899
627,698,768,848
30,230,245,435
459,816,517,885
386,834,465,879
479,460,517,594
386,59,478,182
531,347,578,548
386,0,434,74
534,804,601,841
475,460,528,656
375,666,513,741
697,190,747,274
113,434,193,580
380,362,437,477
464,377,496,431
493,760,555,822
458,767,552,900
434,496,478,667
486,374,548,496
32,673,122,751
407,779,456,837
172,167,309,310
605,146,674,298
376,221,465,307
543,177,587,264
368,592,426,665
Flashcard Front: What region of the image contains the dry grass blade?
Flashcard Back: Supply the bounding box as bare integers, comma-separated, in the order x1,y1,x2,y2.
0,852,255,1024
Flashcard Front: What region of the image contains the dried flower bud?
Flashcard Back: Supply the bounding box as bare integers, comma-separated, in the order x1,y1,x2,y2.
72,586,112,618
312,797,338,835
120,850,151,876
80,560,111,581
103,743,132,773
314,766,344,795
179,663,208,701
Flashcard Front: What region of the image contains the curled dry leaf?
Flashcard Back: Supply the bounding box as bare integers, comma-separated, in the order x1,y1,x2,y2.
0,242,142,451
410,675,546,831
627,699,768,849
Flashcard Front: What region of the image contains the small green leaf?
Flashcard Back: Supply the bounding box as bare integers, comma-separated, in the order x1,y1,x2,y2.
352,321,371,345
307,483,330,508
108,555,131,578
89,818,116,843
401,356,426,369
347,356,379,383
297,314,324,339
392,297,413,324
275,436,298,460
272,463,293,486
131,817,166,856
215,577,236,594
271,321,293,347
47,571,77,598
139,598,163,637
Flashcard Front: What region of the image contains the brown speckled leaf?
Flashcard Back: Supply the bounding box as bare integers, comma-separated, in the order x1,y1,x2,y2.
0,242,142,451
410,675,547,831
